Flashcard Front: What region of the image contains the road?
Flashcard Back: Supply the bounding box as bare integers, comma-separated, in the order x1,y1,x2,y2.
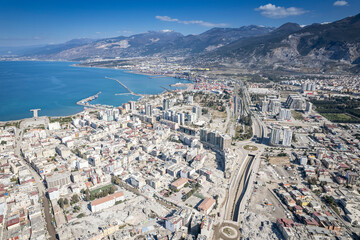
231,155,254,222
15,118,57,240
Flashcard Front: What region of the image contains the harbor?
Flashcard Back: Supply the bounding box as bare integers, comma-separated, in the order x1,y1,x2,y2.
105,76,144,97
76,91,102,107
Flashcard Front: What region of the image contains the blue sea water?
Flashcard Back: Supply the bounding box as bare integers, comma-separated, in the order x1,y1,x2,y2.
0,61,189,121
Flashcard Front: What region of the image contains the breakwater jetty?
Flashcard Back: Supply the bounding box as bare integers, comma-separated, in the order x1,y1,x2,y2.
105,76,144,97
77,91,101,107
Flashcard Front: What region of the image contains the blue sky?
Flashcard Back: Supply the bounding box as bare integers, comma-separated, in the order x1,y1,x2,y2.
0,0,359,46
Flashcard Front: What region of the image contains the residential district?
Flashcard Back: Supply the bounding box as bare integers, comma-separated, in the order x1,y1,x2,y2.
1,67,360,240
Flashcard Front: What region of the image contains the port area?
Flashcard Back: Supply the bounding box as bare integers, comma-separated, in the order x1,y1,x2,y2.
76,91,101,107
105,76,144,97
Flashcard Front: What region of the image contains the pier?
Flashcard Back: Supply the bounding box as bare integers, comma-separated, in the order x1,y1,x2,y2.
76,91,101,107
105,76,143,96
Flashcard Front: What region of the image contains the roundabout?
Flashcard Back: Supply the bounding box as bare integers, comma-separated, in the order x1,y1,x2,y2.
214,221,241,240
243,145,258,151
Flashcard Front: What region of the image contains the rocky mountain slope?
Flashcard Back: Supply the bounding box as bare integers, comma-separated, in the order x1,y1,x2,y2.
20,26,273,60
194,13,360,73
13,13,360,73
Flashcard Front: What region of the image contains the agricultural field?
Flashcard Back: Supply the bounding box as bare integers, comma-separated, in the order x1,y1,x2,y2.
311,97,360,123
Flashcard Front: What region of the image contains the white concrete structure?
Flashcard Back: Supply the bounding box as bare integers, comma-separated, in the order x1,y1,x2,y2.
30,109,41,118
90,192,124,213
282,127,293,147
165,216,183,232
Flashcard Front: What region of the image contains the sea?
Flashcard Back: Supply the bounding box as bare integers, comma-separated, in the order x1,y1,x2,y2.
0,61,189,121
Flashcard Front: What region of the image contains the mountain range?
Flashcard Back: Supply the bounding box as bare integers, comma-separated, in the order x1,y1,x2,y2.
5,13,360,73
195,13,360,73
12,25,273,60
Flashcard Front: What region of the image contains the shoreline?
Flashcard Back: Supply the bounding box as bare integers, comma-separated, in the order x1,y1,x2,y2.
72,63,176,78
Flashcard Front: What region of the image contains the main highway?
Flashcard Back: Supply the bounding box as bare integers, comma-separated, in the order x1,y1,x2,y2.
221,81,268,225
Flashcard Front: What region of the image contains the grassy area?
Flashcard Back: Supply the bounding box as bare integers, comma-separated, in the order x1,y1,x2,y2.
0,121,21,128
311,97,360,123
193,192,205,199
49,116,73,124
90,184,114,195
321,113,359,123
223,227,235,236
243,145,258,151
291,110,304,121
234,125,253,141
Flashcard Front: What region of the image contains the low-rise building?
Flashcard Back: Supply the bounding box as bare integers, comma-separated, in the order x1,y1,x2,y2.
198,197,216,215
90,192,124,213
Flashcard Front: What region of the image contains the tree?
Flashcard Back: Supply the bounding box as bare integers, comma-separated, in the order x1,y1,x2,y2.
71,194,79,204
84,189,90,201
64,198,69,205
58,198,64,208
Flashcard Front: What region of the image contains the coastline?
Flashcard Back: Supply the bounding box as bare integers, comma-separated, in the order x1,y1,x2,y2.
0,109,87,125
72,63,176,78
0,60,190,124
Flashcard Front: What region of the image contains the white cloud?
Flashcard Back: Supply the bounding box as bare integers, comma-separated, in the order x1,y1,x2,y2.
333,1,348,6
255,4,307,18
155,15,227,27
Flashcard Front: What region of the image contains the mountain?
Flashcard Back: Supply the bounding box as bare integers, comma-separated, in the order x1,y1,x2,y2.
19,26,273,60
153,25,275,54
14,38,95,57
8,14,360,74
194,14,360,73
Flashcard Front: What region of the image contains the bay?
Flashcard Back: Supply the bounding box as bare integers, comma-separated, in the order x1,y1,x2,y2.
0,61,188,121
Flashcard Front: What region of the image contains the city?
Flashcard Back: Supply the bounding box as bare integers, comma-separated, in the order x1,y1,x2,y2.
1,66,360,239
1,0,360,240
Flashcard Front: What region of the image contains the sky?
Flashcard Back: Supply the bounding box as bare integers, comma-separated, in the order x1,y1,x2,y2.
0,0,359,47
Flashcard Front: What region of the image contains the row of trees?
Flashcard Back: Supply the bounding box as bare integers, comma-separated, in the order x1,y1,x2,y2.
81,186,115,201
57,194,79,209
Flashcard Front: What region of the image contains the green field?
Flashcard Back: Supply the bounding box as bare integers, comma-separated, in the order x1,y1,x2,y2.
90,184,114,195
321,113,356,123
311,97,360,123
291,110,304,121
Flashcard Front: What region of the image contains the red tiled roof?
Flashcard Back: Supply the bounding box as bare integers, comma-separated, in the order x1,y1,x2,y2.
171,178,188,188
90,192,124,206
198,197,215,212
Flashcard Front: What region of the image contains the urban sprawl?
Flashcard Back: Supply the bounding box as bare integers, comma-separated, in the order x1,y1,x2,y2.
1,62,360,240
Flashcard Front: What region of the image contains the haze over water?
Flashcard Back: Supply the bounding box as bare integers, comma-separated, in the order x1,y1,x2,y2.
0,61,188,121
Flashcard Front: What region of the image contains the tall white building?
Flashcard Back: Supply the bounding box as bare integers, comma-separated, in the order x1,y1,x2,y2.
186,95,194,104
163,98,170,111
278,109,291,121
270,126,281,145
269,99,281,115
261,99,269,113
282,127,293,147
193,106,201,119
145,103,152,116
179,113,185,125
129,101,136,111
